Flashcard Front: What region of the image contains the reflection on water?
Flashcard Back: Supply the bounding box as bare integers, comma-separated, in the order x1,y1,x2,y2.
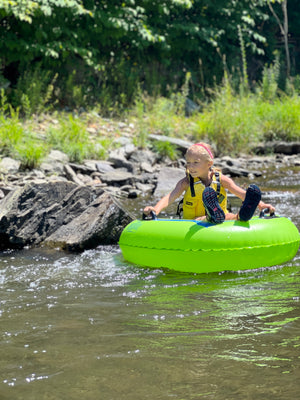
1,184,300,399
1,247,300,399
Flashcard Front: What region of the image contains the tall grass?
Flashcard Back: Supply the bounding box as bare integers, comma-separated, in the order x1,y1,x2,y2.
46,114,113,163
47,114,93,163
13,65,57,116
0,57,299,168
14,134,47,170
0,108,24,156
0,93,46,169
128,63,300,156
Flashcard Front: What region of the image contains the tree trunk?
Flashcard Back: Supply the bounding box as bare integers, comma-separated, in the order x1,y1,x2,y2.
267,0,290,78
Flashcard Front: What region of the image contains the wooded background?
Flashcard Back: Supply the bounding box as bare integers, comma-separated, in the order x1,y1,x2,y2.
0,1,299,111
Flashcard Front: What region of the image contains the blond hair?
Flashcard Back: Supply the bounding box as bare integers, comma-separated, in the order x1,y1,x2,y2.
185,142,214,162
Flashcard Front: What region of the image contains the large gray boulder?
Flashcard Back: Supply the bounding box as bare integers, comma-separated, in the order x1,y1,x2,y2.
154,167,186,197
0,181,133,251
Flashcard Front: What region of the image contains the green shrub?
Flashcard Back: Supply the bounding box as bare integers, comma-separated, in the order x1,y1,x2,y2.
258,96,300,141
12,66,57,115
0,109,24,156
47,114,93,162
14,136,47,170
152,141,179,161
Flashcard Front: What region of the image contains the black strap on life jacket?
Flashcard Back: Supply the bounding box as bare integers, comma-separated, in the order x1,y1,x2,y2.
189,174,196,197
177,171,223,218
214,171,221,197
190,172,220,198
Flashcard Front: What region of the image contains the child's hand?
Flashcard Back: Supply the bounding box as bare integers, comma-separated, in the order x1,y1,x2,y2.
258,202,275,214
143,206,156,216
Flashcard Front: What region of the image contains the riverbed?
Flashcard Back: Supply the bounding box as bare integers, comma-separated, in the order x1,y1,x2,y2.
1,173,300,400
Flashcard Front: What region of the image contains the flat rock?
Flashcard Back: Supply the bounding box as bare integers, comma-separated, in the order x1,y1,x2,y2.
96,161,115,173
100,170,135,185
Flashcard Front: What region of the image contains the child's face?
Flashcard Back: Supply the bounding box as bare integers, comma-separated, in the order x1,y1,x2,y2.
186,153,212,178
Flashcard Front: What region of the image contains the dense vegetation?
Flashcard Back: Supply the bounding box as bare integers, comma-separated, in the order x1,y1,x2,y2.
0,1,299,168
1,0,299,110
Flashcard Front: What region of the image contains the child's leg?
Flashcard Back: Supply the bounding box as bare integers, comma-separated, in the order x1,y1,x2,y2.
202,187,225,224
238,184,261,221
225,213,238,220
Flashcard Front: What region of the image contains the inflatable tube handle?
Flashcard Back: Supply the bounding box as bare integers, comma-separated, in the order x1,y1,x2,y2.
142,211,157,220
259,208,276,219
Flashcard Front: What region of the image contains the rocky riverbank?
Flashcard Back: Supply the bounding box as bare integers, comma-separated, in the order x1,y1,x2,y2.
0,134,300,251
1,136,300,200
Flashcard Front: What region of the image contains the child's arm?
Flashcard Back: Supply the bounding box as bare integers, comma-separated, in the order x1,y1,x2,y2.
144,177,188,216
221,175,275,213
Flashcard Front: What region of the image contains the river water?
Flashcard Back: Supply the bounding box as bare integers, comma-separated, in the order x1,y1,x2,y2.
1,170,300,400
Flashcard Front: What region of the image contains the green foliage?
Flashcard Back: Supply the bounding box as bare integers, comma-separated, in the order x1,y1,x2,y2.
47,114,93,162
238,25,249,94
0,0,299,160
194,81,262,155
13,66,57,115
91,137,113,160
152,141,179,161
64,70,87,109
131,94,149,148
259,52,281,101
0,110,24,155
0,88,9,115
0,0,289,114
129,73,196,146
0,0,89,22
130,88,195,149
258,95,300,141
14,135,46,170
193,72,300,153
0,105,46,169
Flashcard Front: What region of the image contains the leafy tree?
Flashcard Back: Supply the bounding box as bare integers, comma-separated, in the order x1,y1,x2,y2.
0,0,88,22
0,0,299,111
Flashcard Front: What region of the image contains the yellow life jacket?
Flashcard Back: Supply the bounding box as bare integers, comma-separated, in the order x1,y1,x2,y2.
182,172,228,220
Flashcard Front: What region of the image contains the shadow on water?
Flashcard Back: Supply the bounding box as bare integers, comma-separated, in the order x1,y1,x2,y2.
0,168,300,400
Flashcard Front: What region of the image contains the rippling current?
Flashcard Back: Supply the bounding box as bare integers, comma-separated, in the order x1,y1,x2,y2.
1,181,300,399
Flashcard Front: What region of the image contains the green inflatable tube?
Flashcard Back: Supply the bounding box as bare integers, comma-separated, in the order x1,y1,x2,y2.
119,216,300,274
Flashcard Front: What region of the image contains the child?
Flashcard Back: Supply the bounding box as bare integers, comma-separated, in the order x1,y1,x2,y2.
143,142,275,223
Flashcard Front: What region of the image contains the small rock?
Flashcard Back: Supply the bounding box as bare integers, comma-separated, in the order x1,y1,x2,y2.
120,185,133,192
0,157,21,173
69,162,96,174
129,149,158,165
135,182,155,193
63,165,84,185
45,150,69,164
108,154,134,172
96,161,115,174
100,170,134,186
40,161,64,175
141,162,154,173
222,166,250,177
128,189,141,198
77,173,93,185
